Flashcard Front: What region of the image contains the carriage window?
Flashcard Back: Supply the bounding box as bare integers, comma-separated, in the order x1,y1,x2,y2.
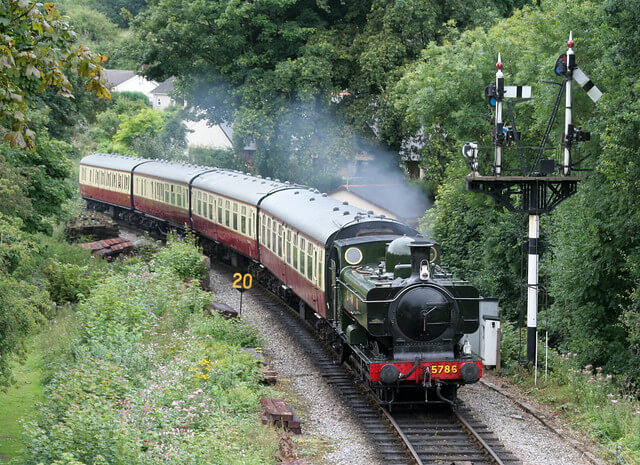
307,244,313,280
197,198,202,215
286,230,291,264
266,218,272,248
293,233,298,268
278,225,283,257
218,200,223,223
233,203,238,230
225,200,230,227
171,185,175,205
299,238,306,274
272,228,276,253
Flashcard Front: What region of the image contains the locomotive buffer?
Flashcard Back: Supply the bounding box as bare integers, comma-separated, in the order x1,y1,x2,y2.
463,33,602,364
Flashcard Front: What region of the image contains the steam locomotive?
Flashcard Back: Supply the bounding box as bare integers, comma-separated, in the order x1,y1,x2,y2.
79,153,483,405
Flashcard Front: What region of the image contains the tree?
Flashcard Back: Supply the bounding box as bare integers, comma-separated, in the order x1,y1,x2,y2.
132,0,525,182
113,108,163,147
0,132,74,233
0,0,109,148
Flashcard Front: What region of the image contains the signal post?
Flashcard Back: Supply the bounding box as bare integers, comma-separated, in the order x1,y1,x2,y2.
463,33,601,364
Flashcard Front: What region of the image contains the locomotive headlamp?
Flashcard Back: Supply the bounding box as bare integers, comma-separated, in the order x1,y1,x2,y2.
463,340,472,356
419,260,431,281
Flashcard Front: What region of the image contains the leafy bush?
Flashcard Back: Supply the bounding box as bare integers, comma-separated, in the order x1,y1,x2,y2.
45,261,103,304
155,232,209,282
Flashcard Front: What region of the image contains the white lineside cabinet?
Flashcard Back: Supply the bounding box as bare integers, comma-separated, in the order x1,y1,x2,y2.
465,299,501,367
481,317,501,367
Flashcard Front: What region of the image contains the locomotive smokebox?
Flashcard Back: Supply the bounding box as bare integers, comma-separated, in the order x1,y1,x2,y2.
409,240,436,281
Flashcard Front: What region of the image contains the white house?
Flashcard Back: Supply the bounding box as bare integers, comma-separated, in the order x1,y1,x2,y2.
104,69,159,102
105,70,255,152
150,77,178,110
185,119,234,149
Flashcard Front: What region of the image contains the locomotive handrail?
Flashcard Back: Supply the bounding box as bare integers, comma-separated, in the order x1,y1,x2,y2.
336,278,484,304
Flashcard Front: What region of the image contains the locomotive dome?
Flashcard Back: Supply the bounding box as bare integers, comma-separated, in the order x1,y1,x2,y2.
385,235,413,273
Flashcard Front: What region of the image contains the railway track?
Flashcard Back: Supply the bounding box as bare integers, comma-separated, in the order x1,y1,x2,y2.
382,405,521,464
251,284,521,465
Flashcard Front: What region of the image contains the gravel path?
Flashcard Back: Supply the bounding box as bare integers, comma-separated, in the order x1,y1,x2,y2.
207,264,384,465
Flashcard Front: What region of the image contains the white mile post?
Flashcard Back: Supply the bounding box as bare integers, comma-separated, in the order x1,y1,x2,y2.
563,32,575,175
495,54,504,176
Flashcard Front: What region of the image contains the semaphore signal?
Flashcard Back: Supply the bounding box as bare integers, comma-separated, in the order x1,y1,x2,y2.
464,32,602,365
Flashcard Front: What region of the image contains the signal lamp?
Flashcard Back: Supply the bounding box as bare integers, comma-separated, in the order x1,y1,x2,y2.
484,82,497,107
554,54,567,76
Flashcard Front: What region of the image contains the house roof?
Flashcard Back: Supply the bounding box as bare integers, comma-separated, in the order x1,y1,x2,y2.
151,77,176,95
329,183,430,220
104,69,136,87
219,121,257,151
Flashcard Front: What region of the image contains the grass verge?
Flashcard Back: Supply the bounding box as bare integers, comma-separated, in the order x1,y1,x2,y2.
0,346,43,462
500,323,640,464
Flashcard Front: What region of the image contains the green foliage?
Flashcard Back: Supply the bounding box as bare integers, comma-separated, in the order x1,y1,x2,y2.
155,232,209,282
85,0,148,28
0,132,74,233
188,147,245,171
113,108,164,147
132,0,522,182
44,261,103,305
0,213,33,275
19,240,278,465
0,276,51,387
500,346,640,462
56,3,137,68
0,0,110,148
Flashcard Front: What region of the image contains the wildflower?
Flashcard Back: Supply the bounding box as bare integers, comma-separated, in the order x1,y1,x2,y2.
584,364,592,370
607,393,615,398
611,399,618,404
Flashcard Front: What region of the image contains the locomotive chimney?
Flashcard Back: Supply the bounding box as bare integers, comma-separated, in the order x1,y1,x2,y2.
409,240,434,281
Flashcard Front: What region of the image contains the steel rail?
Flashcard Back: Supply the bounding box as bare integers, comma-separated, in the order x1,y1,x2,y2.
454,408,507,465
380,407,423,465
